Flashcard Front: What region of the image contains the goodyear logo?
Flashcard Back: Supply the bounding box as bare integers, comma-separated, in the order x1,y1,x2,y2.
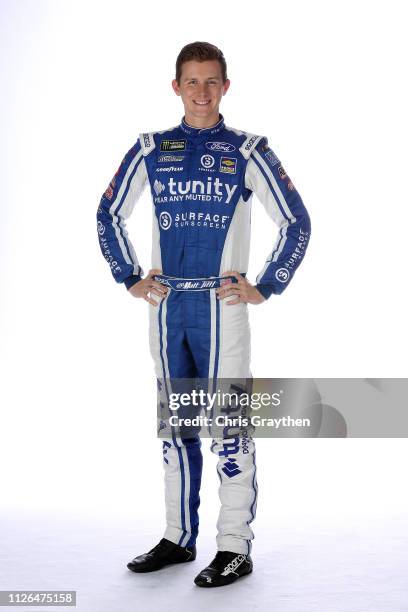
219,156,237,174
160,139,187,152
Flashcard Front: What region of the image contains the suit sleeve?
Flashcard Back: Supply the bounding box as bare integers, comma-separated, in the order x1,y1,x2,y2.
245,137,311,299
96,138,148,290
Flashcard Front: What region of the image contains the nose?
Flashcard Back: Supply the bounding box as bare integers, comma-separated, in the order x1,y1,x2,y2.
197,83,209,97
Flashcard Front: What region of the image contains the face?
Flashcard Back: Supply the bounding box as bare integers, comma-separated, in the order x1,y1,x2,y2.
172,60,230,124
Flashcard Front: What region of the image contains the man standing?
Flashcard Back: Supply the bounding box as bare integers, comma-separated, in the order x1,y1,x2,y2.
97,41,311,587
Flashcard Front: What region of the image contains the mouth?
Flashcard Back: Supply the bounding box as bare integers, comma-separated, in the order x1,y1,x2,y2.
193,100,211,106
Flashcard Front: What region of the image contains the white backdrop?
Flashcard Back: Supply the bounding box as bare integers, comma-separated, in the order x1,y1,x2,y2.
1,1,407,609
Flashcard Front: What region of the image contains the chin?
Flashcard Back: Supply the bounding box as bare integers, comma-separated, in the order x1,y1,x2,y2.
192,105,214,114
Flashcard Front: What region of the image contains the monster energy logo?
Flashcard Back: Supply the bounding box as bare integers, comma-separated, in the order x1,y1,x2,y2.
160,139,187,151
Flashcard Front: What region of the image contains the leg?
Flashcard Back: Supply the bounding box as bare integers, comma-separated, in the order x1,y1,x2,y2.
149,294,203,549
187,291,258,555
211,435,257,555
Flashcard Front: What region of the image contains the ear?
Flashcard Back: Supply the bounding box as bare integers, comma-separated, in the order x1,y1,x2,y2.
222,79,231,96
172,79,181,96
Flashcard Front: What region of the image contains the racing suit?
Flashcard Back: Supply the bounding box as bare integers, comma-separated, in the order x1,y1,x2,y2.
97,113,311,554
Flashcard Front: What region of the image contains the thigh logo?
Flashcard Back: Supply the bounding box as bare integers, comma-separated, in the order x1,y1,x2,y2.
218,436,240,457
221,458,242,478
162,441,171,464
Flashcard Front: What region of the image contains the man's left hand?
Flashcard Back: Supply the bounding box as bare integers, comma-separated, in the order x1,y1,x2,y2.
215,272,265,305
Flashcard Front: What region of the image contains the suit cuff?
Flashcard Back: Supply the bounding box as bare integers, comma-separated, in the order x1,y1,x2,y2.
255,284,275,300
124,274,142,290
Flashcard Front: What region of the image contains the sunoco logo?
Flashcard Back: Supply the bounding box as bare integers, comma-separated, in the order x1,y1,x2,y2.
205,141,236,152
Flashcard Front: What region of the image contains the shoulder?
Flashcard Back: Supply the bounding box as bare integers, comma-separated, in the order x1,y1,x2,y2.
223,124,268,159
139,124,181,156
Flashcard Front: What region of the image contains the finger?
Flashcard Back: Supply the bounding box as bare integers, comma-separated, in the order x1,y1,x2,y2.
144,294,159,306
216,280,245,294
147,268,163,279
226,297,242,305
148,280,168,292
217,286,242,298
222,271,243,282
150,288,167,298
216,283,240,294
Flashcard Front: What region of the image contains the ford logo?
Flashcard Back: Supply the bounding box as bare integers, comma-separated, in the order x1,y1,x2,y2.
205,141,236,152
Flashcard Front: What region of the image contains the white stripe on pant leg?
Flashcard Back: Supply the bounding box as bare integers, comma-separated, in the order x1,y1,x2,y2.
159,296,186,545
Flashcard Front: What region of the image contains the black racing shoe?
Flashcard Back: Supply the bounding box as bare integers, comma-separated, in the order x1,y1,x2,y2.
127,538,196,573
194,551,253,587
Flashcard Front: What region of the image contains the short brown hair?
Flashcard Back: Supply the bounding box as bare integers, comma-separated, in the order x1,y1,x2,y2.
175,41,228,84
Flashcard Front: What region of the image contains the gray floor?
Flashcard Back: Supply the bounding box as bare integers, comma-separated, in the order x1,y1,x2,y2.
1,511,407,611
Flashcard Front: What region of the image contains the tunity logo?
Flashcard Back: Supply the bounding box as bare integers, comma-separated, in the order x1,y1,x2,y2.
167,177,237,203
97,221,105,236
154,179,165,195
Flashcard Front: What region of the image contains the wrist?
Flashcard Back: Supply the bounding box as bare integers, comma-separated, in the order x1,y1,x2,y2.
255,284,274,300
124,274,142,290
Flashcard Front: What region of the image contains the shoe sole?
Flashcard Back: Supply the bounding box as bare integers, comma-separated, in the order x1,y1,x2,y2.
194,567,253,588
127,556,196,573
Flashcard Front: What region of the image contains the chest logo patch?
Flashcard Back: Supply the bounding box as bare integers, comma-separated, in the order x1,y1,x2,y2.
219,157,237,174
160,139,187,151
201,154,215,168
205,141,236,152
158,154,185,163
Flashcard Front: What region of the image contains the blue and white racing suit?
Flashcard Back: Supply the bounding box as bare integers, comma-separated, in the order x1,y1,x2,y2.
97,113,311,554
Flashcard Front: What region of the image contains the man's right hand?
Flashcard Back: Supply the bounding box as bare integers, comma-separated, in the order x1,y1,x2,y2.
128,269,169,306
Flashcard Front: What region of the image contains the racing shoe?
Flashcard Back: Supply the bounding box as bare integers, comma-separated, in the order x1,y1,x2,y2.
127,538,196,573
194,551,253,587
